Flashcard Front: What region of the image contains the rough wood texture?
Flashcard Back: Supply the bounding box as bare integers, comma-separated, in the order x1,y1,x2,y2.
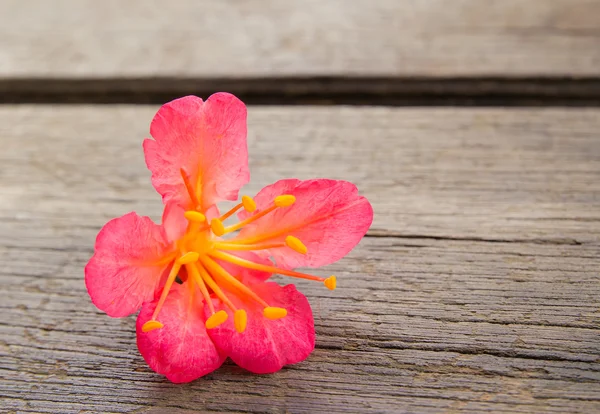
1,0,600,78
1,106,599,413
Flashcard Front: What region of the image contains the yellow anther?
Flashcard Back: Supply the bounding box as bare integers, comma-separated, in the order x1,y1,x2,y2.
242,195,256,212
274,195,296,207
285,235,307,254
177,251,200,264
263,307,287,320
142,320,164,333
234,309,247,333
184,211,206,223
324,275,337,290
205,310,228,329
211,218,225,236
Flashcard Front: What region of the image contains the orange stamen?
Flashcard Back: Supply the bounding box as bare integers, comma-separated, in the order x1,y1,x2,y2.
222,205,277,234
186,263,215,315
324,275,337,290
180,168,201,210
211,218,225,236
220,195,295,235
242,195,256,212
141,261,181,332
274,195,296,207
234,309,247,333
201,256,270,308
141,320,163,332
195,262,237,312
213,241,286,251
184,211,206,223
151,262,181,320
217,196,257,223
178,251,200,264
209,250,326,282
206,310,229,329
264,307,287,320
187,272,196,309
285,235,307,254
231,198,359,246
219,203,243,222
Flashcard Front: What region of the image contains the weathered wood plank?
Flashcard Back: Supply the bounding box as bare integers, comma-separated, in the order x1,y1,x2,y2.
1,0,599,78
1,106,599,413
0,106,598,242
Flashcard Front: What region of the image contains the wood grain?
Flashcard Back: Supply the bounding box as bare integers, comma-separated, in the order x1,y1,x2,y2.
1,106,599,413
1,0,599,78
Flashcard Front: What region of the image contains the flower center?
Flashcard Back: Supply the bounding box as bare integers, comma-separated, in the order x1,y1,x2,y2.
142,170,336,335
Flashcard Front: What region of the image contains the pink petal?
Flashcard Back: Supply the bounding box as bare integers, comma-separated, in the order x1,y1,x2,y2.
85,212,175,317
137,283,226,383
206,283,315,374
216,250,273,285
235,179,373,269
144,94,249,212
161,202,187,242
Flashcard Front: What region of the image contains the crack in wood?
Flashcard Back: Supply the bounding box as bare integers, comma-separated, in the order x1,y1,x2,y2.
366,231,584,246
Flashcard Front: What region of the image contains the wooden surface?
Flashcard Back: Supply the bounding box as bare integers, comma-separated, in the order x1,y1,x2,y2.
1,106,599,413
1,0,600,78
2,0,600,412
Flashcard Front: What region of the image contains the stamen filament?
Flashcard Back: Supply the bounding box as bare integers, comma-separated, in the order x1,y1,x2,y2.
201,256,270,308
177,251,200,264
151,262,181,320
195,262,237,312
213,241,286,251
215,196,258,226
222,204,278,234
187,273,196,307
219,202,243,222
180,168,201,210
186,263,215,314
209,250,325,282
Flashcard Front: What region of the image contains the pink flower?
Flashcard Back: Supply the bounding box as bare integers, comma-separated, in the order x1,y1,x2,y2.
85,93,373,383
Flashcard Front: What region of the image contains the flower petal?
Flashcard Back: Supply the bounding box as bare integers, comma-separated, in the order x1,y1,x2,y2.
85,212,174,317
161,202,187,242
207,283,315,374
235,179,373,269
136,283,226,383
143,93,249,212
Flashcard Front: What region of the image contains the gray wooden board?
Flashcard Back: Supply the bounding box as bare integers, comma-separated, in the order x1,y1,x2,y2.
0,106,599,413
1,0,600,78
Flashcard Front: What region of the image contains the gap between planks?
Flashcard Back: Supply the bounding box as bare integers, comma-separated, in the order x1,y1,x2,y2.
1,77,600,106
